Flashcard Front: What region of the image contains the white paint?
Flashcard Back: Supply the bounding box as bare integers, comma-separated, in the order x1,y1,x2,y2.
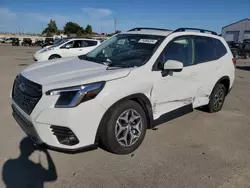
163,60,183,70
138,39,158,44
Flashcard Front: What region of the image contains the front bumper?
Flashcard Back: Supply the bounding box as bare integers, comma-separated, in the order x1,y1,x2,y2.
12,94,106,152
33,53,47,62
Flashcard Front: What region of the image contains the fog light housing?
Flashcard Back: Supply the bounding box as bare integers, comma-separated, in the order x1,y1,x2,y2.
50,125,79,146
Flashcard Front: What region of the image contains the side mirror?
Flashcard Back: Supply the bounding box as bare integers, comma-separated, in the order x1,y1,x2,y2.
65,44,72,49
163,60,183,72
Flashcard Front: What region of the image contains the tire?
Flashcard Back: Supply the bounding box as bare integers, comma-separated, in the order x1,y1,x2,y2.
207,83,226,113
100,100,147,154
49,55,61,60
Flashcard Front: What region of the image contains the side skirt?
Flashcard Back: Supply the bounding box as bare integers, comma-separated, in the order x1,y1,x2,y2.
152,104,193,127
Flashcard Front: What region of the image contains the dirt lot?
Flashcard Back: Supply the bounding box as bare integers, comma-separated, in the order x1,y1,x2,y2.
0,44,250,188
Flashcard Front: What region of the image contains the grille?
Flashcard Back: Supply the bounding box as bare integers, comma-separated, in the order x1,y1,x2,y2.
12,75,42,115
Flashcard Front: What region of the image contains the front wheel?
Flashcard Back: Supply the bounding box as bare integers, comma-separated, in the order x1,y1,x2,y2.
100,100,147,154
49,55,61,60
207,83,226,113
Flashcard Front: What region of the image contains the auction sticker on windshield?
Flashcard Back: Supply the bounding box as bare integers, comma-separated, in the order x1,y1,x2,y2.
138,39,158,44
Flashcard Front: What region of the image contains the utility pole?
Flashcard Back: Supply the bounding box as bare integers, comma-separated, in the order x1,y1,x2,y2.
21,26,24,34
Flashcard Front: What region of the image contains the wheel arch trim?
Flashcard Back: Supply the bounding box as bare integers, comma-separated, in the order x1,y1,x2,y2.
94,93,154,144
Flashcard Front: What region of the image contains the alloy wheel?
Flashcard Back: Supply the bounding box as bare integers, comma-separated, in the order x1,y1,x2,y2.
115,109,142,147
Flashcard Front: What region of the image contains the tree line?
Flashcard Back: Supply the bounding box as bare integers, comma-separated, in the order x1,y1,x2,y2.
42,19,93,37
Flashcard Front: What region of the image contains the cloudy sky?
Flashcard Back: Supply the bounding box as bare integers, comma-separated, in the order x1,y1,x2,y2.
0,0,249,34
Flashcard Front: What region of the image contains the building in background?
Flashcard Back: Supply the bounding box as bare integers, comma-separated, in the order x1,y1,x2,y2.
221,18,250,43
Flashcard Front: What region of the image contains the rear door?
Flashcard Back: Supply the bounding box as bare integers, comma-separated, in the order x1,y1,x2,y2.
192,36,227,107
76,40,99,55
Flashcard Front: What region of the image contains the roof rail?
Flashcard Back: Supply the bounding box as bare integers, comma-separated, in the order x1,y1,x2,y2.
128,27,171,32
173,28,217,35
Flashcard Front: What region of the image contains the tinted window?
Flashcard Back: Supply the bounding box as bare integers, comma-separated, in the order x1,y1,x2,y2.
72,40,84,48
214,39,227,58
194,36,216,63
160,36,193,67
84,40,98,47
194,36,227,64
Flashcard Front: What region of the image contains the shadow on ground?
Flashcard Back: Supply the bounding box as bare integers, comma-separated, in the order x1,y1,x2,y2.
236,66,250,71
2,137,57,188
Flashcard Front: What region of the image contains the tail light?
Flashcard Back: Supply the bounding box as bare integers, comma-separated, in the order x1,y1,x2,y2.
232,58,236,67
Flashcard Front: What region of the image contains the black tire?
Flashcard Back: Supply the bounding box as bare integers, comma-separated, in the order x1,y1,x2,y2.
207,83,226,113
100,100,147,154
49,54,61,60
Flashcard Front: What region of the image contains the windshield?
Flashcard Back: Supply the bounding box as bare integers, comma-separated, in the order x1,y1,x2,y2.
52,38,69,47
79,34,164,68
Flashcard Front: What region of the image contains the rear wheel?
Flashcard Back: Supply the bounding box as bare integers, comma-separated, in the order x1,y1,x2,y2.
49,54,61,60
207,83,226,113
100,100,147,154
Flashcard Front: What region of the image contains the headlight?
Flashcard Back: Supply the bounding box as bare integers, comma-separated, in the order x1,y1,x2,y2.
40,49,47,53
46,81,105,108
40,47,54,53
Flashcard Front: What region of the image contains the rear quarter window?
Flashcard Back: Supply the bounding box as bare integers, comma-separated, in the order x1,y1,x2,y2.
214,39,227,59
84,40,98,47
194,36,227,64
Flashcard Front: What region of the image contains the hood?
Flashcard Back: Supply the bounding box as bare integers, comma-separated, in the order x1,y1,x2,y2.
21,57,132,92
35,45,54,54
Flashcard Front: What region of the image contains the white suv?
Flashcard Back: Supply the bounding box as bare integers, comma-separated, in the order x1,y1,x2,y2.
12,28,235,154
33,38,101,61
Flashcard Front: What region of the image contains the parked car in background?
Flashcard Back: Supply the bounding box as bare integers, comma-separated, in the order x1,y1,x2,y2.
22,38,32,46
243,39,250,43
11,38,21,46
0,37,6,43
227,41,250,59
34,39,44,47
41,37,54,48
12,27,235,154
33,38,101,61
242,40,250,59
227,41,241,58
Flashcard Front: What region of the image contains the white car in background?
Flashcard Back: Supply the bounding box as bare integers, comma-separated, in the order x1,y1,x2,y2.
33,38,101,61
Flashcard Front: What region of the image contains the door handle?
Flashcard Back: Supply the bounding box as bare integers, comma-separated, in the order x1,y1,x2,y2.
79,49,83,51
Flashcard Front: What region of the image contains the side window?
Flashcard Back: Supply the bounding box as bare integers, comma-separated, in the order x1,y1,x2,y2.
214,39,227,59
83,40,98,47
72,40,84,48
60,41,73,48
161,36,193,67
193,36,217,63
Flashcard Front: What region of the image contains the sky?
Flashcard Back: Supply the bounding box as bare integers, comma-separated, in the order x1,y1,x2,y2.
0,0,249,34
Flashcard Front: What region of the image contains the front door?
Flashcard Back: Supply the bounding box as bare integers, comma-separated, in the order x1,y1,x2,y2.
151,36,201,119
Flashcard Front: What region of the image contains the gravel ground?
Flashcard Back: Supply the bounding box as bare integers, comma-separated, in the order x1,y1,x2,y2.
0,44,250,188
